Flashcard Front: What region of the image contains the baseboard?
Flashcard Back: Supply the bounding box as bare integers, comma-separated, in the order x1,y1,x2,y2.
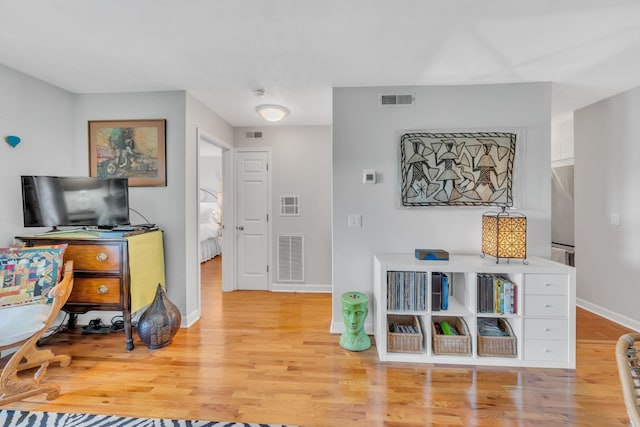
183,309,200,328
577,298,640,332
271,283,332,293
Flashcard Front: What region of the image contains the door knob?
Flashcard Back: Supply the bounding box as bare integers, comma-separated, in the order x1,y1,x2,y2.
237,225,244,231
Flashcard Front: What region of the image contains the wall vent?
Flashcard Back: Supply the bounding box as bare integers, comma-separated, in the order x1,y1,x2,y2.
280,195,300,216
246,131,263,139
379,94,414,106
277,234,304,282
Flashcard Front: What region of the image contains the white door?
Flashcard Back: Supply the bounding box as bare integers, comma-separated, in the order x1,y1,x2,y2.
236,150,269,290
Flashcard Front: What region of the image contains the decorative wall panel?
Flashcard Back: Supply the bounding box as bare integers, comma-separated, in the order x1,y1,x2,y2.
400,132,516,206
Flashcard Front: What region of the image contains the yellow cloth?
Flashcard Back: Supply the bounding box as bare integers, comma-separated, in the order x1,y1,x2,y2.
35,229,165,313
127,231,165,313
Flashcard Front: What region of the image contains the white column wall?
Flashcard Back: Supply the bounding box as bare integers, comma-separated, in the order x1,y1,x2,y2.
574,85,640,330
332,83,552,332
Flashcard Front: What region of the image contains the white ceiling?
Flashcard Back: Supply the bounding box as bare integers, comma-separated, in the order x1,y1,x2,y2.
1,1,640,127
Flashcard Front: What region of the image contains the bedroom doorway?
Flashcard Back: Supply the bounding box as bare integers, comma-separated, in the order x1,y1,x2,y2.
197,129,233,319
199,141,223,262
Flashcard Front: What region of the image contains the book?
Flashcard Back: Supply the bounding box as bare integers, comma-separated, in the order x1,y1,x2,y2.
415,249,449,261
441,273,449,310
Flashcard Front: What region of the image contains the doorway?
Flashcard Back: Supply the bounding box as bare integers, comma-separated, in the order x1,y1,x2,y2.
197,129,233,318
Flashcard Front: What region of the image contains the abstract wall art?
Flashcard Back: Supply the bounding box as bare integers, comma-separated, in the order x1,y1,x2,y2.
89,119,166,187
400,132,516,207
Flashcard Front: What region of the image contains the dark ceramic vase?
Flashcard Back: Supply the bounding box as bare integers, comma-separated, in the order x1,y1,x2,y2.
137,283,181,349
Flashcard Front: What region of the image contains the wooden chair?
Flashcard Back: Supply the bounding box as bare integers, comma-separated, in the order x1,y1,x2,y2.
0,261,74,406
616,332,640,426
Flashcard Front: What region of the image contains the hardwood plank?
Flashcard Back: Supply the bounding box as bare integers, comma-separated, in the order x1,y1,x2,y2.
2,256,635,426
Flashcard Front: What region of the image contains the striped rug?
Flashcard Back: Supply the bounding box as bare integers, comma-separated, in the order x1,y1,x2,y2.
0,410,299,427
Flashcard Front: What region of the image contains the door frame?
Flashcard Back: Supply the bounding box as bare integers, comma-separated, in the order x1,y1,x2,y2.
235,147,273,290
197,128,235,307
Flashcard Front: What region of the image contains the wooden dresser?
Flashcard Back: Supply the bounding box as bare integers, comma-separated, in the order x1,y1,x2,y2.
17,229,165,351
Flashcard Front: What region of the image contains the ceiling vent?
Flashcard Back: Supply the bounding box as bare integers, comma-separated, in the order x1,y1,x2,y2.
245,131,263,139
379,94,414,106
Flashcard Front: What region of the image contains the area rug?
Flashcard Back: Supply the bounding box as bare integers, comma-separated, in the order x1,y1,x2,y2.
0,409,299,427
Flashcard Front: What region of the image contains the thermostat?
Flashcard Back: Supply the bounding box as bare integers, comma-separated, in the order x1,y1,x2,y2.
363,169,376,184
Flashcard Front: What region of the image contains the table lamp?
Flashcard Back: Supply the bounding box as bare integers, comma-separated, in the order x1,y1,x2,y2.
481,207,527,264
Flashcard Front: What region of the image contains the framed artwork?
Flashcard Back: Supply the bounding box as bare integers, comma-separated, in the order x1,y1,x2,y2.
400,131,516,207
89,119,166,187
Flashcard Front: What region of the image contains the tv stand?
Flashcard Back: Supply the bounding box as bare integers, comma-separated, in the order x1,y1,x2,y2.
16,229,165,352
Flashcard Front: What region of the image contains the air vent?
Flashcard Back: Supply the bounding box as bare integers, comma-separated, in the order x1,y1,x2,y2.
280,195,300,216
277,234,304,282
245,131,263,139
379,94,414,106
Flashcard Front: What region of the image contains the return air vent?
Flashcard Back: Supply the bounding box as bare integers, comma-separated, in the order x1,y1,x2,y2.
277,234,304,282
280,195,300,216
245,131,263,139
379,94,414,106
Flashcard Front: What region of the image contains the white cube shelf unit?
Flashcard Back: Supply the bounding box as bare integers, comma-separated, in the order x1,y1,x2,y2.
373,253,576,369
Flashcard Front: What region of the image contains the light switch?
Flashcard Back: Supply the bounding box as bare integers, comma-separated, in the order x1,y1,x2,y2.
348,214,362,227
610,213,620,226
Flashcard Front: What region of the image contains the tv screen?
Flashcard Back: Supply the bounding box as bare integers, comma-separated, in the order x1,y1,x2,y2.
21,176,130,228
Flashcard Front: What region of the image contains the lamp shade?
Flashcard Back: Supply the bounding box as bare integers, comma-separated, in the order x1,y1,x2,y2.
256,104,289,122
482,210,527,263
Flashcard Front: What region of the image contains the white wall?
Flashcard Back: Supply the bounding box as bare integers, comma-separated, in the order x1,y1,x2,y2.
551,118,574,164
199,155,222,194
0,64,75,243
332,83,552,331
574,85,640,330
73,91,188,317
235,126,332,291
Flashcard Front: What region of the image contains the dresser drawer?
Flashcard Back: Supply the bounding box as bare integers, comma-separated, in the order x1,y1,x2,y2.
64,244,121,271
524,295,568,317
524,318,568,340
524,274,568,296
68,277,121,304
524,339,568,362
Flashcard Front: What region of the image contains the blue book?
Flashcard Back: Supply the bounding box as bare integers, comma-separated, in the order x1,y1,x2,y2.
441,274,449,310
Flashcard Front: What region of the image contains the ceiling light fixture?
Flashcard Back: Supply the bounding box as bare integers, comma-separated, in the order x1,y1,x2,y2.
256,104,289,122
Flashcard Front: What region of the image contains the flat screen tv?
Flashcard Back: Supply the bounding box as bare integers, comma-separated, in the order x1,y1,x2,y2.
21,176,130,228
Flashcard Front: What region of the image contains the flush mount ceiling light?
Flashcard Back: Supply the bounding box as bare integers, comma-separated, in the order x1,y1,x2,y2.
256,104,289,122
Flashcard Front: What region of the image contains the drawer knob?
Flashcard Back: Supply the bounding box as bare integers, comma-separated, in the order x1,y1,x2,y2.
545,283,552,287
96,252,109,262
545,304,551,308
97,285,109,295
545,328,551,332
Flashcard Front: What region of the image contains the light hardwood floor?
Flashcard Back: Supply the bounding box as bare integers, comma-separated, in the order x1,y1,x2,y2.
2,256,636,426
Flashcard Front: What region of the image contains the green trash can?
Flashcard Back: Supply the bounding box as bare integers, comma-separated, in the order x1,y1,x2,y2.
339,291,371,351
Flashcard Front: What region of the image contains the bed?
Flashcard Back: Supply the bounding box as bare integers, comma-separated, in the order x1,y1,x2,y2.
199,189,222,262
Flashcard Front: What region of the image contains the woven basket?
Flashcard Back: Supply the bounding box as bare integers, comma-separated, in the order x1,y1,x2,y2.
477,318,516,357
431,316,471,356
387,315,423,353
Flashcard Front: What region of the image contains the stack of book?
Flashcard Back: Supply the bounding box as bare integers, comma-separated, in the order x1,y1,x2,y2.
387,271,427,311
477,274,517,314
388,321,421,334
